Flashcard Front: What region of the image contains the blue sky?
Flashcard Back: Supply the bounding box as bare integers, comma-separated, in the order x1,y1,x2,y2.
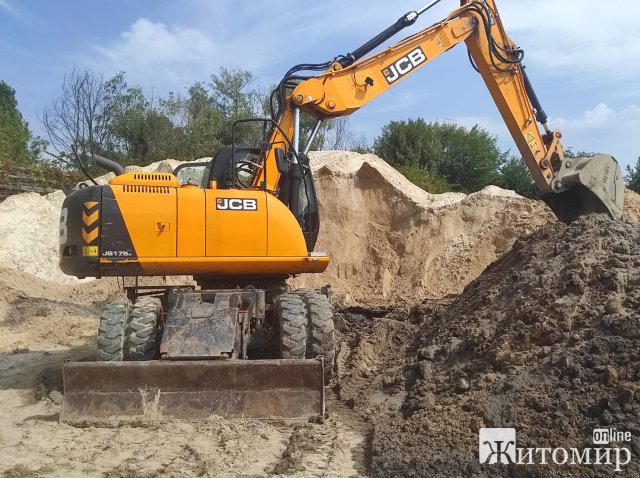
1,0,639,169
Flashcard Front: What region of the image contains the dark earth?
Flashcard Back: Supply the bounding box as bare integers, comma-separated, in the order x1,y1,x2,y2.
334,215,640,477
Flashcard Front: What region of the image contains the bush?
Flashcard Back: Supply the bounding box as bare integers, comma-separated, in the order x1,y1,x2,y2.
625,157,640,193
496,156,535,198
396,165,454,194
373,119,503,192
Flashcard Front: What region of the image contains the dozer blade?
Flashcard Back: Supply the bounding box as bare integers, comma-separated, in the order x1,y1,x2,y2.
61,358,324,425
542,154,624,223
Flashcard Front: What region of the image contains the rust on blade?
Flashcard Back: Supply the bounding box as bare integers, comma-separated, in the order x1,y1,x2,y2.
61,359,324,425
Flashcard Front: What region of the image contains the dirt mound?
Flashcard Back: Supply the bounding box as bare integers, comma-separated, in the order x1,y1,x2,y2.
624,188,640,223
291,151,554,305
368,214,640,477
0,191,74,284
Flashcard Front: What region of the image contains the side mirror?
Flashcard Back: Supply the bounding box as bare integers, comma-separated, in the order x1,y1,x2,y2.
275,148,289,174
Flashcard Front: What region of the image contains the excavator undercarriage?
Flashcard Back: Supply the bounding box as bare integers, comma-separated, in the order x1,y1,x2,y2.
62,283,333,424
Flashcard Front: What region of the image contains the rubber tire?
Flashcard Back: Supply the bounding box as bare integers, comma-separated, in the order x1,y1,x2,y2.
96,297,131,361
275,294,307,359
126,296,162,361
297,292,336,381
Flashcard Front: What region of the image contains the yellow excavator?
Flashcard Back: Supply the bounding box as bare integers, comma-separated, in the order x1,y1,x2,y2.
59,0,624,424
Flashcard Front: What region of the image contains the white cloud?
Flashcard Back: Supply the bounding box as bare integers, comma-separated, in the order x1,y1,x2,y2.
499,1,640,80
89,19,216,88
81,0,452,90
552,103,640,167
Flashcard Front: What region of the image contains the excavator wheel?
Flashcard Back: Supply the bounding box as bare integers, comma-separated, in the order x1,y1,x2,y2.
275,293,307,359
296,291,336,382
126,296,162,361
96,297,131,361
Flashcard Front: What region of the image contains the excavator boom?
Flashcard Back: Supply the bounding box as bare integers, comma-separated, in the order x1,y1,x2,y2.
258,0,623,221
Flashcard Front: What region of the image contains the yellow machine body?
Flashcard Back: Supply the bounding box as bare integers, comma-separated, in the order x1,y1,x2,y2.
60,171,328,279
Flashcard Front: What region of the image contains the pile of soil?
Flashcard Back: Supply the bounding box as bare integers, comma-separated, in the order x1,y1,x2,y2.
291,151,553,304
367,214,640,477
624,188,640,223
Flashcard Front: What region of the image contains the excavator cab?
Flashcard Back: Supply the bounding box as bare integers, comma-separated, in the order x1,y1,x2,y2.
174,147,262,189
174,118,322,252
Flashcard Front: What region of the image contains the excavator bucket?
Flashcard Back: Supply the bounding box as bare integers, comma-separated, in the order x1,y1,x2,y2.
542,154,624,223
60,358,324,426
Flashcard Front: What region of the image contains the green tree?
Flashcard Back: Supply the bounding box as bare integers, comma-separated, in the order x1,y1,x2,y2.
210,67,262,145
373,118,439,170
496,156,534,198
373,119,504,192
433,123,503,191
105,74,186,165
563,148,598,159
625,156,640,193
102,73,148,164
0,80,32,164
180,83,224,157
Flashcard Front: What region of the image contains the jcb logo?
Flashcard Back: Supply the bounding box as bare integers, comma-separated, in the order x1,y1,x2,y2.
382,47,427,84
216,198,258,211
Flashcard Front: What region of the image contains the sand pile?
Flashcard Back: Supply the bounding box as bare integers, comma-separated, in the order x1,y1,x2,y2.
0,191,74,284
292,151,554,304
367,214,640,477
624,188,640,223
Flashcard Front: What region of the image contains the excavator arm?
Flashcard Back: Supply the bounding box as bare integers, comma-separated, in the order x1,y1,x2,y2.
257,0,623,222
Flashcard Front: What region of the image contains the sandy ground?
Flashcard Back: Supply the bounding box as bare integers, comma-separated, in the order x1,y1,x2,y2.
0,269,388,477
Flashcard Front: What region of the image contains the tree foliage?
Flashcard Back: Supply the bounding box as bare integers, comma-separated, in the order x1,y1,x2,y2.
373,118,439,170
40,67,272,170
432,123,504,191
374,119,504,192
0,80,33,164
39,67,366,176
496,156,534,198
625,156,640,193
